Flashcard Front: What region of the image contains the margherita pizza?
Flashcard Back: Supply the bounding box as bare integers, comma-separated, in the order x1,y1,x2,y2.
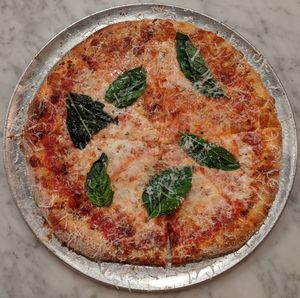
22,20,281,266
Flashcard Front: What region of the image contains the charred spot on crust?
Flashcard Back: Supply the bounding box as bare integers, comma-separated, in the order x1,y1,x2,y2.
68,188,85,210
90,210,135,240
240,208,250,217
123,36,132,50
51,161,68,175
50,92,61,104
32,101,47,120
133,44,145,56
77,201,93,216
140,24,155,43
26,125,46,144
48,211,63,231
81,54,98,71
67,60,74,69
128,231,164,250
29,155,41,168
90,38,100,47
145,102,161,115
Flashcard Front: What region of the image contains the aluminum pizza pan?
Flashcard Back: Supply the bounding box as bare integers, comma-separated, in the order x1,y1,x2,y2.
3,4,297,292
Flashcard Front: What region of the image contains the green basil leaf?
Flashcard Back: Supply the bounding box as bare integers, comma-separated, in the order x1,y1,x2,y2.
142,167,192,218
66,93,117,149
176,32,196,81
180,132,240,171
105,66,147,108
176,32,226,98
85,153,114,207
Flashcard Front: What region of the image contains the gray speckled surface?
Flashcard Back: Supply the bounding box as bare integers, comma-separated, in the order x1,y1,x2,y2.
0,0,299,297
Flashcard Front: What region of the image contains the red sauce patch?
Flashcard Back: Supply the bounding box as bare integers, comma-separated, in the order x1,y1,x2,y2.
77,201,93,216
68,188,83,209
242,132,264,155
242,131,261,146
61,77,74,91
45,157,67,175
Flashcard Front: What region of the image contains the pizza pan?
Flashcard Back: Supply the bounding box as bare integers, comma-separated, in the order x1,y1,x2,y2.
3,4,297,291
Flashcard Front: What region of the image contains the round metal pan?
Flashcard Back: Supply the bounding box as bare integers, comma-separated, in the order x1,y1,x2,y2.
3,4,297,291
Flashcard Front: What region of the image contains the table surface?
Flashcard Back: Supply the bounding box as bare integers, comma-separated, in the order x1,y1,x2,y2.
1,0,299,297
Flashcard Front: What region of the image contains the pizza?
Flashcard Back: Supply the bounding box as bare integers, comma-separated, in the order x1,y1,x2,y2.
22,19,282,266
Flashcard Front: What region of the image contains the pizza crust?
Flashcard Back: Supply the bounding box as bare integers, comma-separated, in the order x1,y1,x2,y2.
22,19,282,266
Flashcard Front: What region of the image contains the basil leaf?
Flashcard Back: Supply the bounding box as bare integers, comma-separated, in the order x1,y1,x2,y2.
105,66,147,108
176,32,196,82
142,167,192,218
85,153,114,207
176,32,226,98
180,132,240,171
66,93,117,149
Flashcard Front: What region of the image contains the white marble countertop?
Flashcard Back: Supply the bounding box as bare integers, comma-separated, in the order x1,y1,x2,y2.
0,0,299,297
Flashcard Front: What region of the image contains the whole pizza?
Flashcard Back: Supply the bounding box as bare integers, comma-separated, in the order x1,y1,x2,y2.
22,20,282,266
